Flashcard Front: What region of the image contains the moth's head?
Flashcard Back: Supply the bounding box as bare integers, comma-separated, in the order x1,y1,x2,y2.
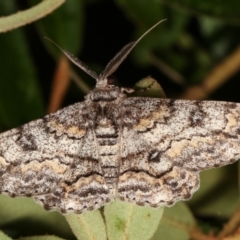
95,77,112,88
89,77,123,102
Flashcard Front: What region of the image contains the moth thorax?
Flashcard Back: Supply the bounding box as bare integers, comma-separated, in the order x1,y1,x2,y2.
90,87,121,102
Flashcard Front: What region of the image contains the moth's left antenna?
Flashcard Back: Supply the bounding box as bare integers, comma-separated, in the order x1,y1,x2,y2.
45,37,99,80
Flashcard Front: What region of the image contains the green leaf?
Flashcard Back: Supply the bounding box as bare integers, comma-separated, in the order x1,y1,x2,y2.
19,236,65,240
0,196,73,239
152,202,196,240
131,77,166,98
0,0,65,33
65,211,107,240
104,199,164,240
0,231,12,240
158,0,240,23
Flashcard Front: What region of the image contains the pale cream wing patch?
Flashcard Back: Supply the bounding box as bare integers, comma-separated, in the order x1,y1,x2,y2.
118,98,240,207
0,103,111,214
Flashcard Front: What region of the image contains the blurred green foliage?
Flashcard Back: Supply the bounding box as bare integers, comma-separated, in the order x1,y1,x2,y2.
0,0,240,239
158,0,240,23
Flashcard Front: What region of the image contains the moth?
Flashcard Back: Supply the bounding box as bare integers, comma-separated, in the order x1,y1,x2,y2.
0,20,239,214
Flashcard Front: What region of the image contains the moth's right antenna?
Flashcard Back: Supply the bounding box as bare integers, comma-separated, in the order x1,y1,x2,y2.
99,19,167,81
45,37,99,80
